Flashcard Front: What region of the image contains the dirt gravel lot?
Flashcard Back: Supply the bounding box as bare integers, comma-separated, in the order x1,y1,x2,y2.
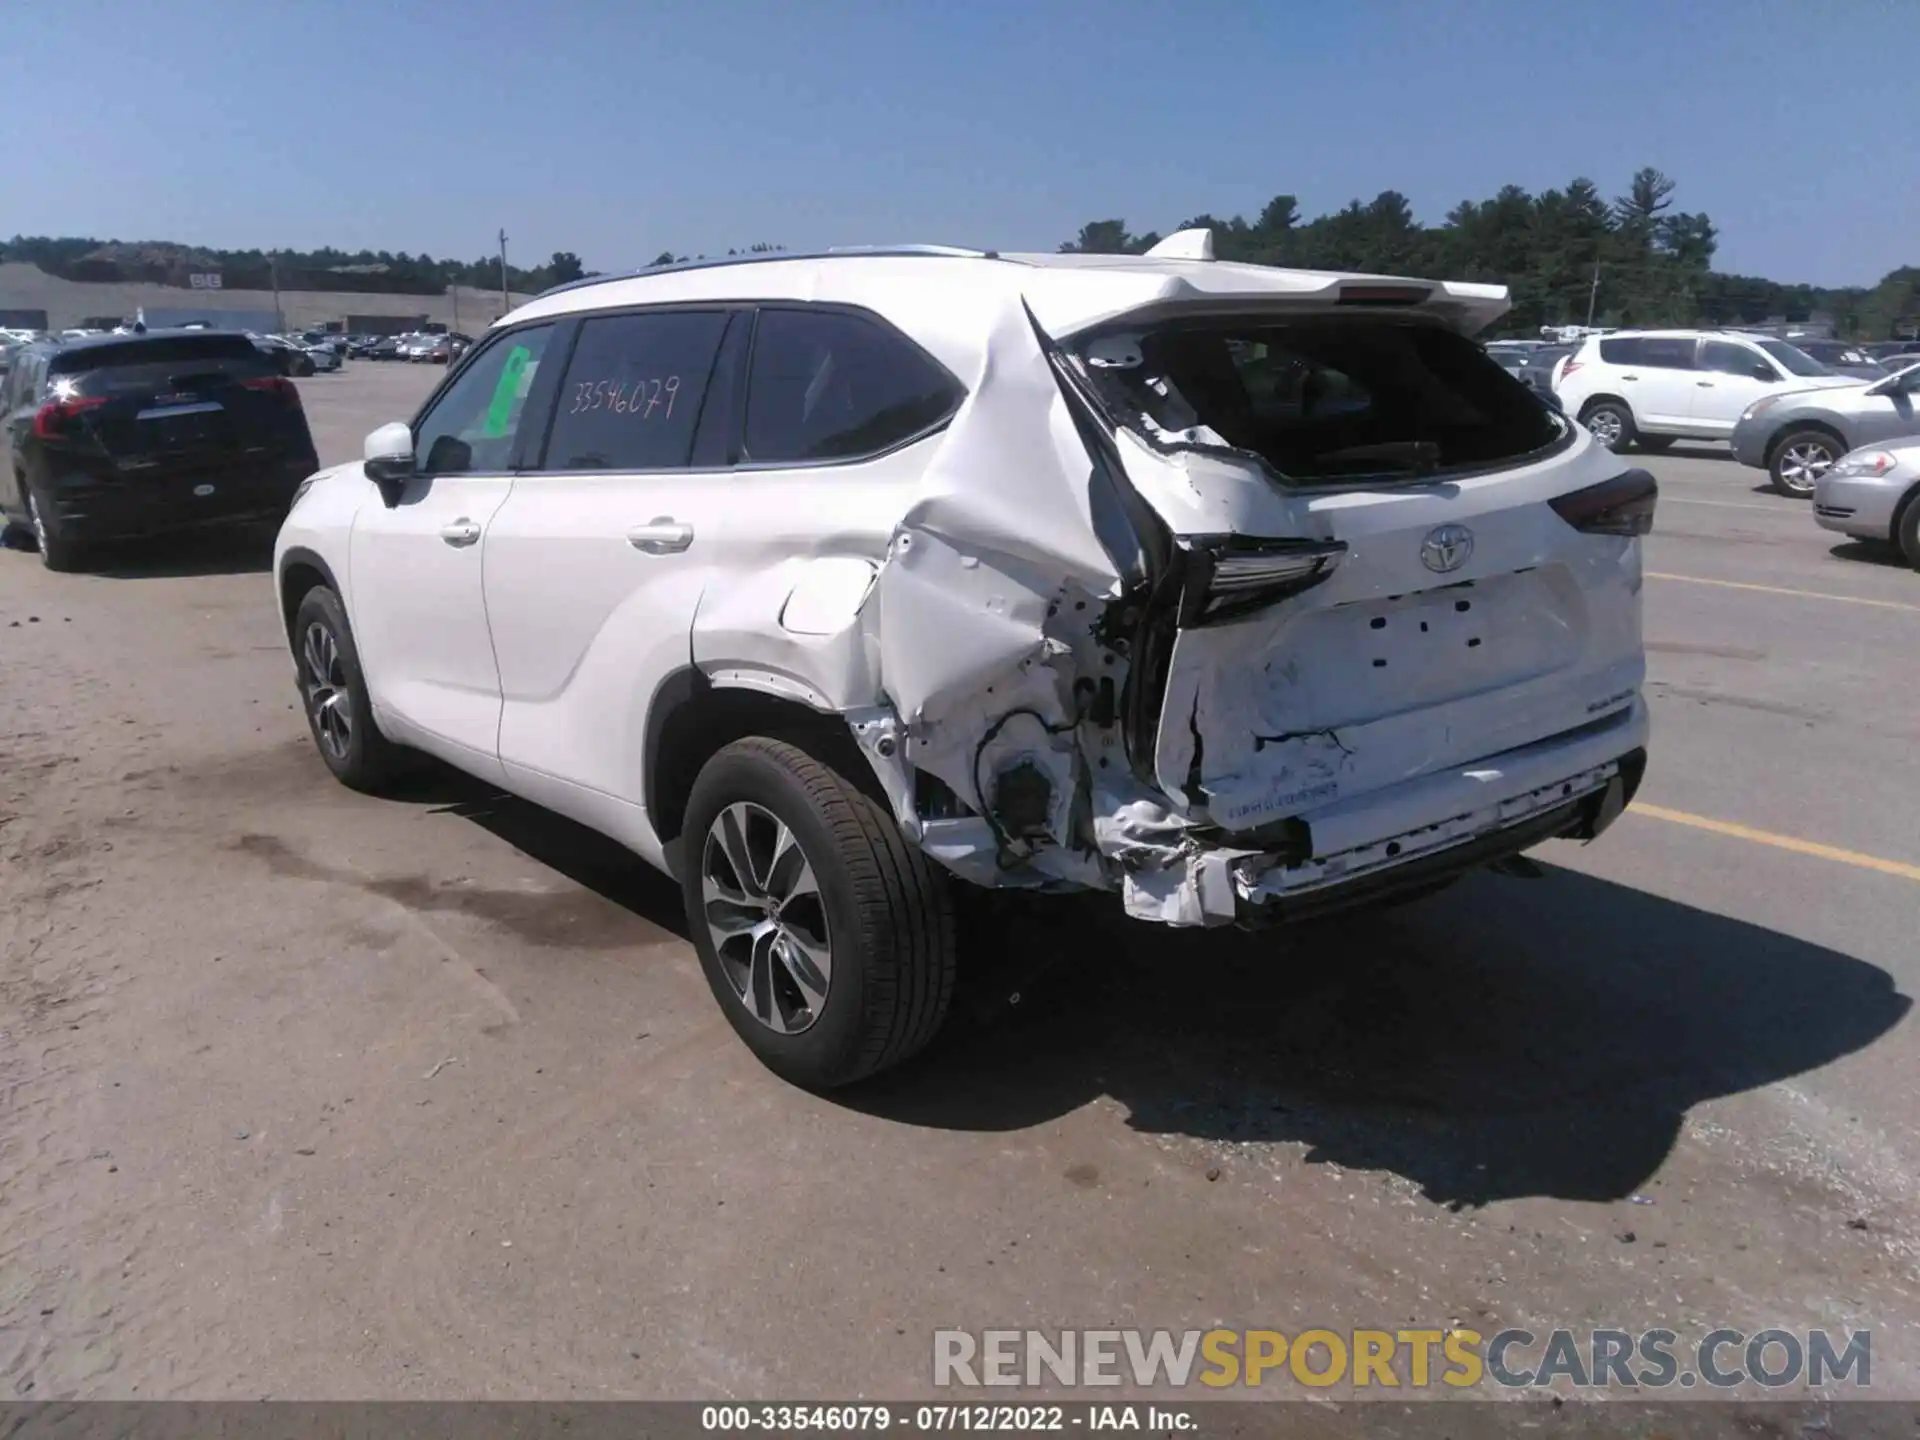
3,362,1918,1404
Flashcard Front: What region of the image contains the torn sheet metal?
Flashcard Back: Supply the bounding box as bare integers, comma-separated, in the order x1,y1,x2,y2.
873,297,1124,733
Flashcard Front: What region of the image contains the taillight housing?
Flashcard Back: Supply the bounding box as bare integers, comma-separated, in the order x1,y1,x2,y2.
1550,469,1658,537
1558,359,1583,381
1178,535,1347,626
242,375,302,406
32,396,106,439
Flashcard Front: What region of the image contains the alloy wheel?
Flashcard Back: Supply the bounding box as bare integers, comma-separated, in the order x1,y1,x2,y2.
700,802,833,1035
300,621,354,760
1777,442,1834,495
1585,409,1624,449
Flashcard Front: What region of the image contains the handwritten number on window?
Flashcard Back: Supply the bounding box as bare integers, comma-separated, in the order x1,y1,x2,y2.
569,377,681,418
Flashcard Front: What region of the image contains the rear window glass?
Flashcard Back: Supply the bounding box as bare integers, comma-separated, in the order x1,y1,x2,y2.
49,335,271,394
1081,319,1562,482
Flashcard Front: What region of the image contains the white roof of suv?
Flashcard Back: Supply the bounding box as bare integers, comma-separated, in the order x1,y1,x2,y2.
507,242,1514,351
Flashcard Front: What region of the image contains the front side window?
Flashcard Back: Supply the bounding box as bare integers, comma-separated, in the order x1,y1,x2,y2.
743,308,962,465
1701,341,1773,378
541,310,730,471
413,325,555,475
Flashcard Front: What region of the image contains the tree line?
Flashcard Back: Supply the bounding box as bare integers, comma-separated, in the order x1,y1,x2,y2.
7,172,1913,338
1059,168,1917,340
0,236,591,298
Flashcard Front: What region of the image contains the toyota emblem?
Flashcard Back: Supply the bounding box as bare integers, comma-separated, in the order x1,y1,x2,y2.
1420,524,1474,574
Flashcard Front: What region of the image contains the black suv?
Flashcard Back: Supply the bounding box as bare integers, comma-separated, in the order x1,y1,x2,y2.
1,329,319,571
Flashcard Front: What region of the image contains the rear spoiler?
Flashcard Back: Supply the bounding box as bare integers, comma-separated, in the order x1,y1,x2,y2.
1033,273,1511,342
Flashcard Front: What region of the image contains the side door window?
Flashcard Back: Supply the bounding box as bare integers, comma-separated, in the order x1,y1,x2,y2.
538,310,733,471
741,307,963,465
411,325,555,476
1701,341,1774,381
1638,337,1697,371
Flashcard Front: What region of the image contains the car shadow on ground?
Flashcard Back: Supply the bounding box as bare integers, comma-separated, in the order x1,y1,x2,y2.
845,864,1909,1209
87,527,276,579
1829,539,1908,569
386,766,1909,1210
385,763,689,937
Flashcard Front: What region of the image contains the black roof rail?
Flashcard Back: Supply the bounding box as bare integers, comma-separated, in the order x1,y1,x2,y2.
532,244,1008,302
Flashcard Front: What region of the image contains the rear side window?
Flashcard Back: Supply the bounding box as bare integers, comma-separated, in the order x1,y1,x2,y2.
743,308,962,464
1637,338,1697,369
1082,318,1561,483
1598,338,1643,364
541,310,730,471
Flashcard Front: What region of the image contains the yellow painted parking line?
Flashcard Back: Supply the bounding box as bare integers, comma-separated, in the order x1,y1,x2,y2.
1645,572,1920,613
1631,803,1920,883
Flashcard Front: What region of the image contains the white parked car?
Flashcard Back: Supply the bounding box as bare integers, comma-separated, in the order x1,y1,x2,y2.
1554,329,1858,453
273,236,1654,1087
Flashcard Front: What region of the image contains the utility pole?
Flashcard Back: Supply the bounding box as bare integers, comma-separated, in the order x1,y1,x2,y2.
1584,260,1601,330
497,229,510,318
270,250,284,333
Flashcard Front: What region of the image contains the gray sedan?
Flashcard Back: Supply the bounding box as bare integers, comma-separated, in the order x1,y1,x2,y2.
1729,363,1920,497
1812,439,1920,568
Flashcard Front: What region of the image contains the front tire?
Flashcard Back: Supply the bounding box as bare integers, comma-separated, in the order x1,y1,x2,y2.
1580,400,1636,453
1897,491,1920,572
1769,430,1841,498
291,585,410,793
681,737,957,1089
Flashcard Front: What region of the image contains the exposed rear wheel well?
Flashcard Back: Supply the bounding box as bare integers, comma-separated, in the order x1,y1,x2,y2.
1578,394,1631,419
646,675,879,851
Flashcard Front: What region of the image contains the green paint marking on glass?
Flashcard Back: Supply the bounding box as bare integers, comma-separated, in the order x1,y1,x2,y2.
482,346,532,437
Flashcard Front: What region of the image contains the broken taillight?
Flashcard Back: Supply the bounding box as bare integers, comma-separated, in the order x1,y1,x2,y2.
1179,536,1348,625
1549,469,1658,536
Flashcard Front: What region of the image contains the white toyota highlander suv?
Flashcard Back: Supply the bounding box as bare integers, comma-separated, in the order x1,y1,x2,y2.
273,233,1654,1088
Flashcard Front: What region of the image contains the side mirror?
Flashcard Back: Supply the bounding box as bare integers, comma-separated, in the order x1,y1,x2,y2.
363,421,415,507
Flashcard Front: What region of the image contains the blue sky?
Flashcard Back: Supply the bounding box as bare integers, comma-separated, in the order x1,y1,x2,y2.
2,0,1910,286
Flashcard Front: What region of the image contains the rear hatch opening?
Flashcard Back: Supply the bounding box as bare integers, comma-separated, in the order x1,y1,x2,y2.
1074,312,1570,486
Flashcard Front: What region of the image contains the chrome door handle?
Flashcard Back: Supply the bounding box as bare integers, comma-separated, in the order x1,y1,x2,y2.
440,518,482,547
1696,381,1715,387
627,518,694,554
1621,374,1639,381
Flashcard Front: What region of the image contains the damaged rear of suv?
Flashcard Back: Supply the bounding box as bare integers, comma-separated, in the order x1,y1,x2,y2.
278,235,1650,1090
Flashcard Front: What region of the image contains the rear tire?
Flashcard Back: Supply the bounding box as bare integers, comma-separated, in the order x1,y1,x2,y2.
291,585,411,793
681,737,957,1090
1769,429,1841,498
1580,399,1636,453
26,487,85,572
